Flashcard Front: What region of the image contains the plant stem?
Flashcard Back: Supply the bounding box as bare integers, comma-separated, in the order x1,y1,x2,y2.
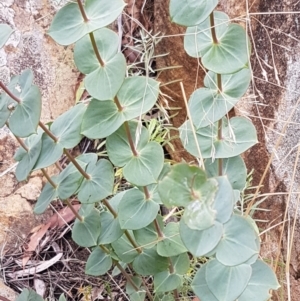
210,13,218,44
65,199,83,222
140,277,154,301
153,218,164,239
13,134,29,151
0,81,21,103
102,199,142,253
103,199,118,218
217,73,223,176
123,121,139,156
63,149,91,180
124,231,143,254
38,121,58,142
143,186,151,200
89,32,105,67
77,0,89,22
217,73,222,94
114,96,123,111
41,168,57,188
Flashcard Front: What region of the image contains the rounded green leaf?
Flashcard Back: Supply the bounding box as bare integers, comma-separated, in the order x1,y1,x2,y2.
33,133,64,170
72,208,101,247
82,77,160,139
117,77,160,120
7,70,41,138
205,156,247,191
109,190,127,213
180,219,223,257
184,11,250,74
118,189,159,230
126,276,146,301
133,215,163,248
51,103,86,149
215,215,259,266
15,289,44,301
85,246,112,276
158,163,217,208
154,271,182,293
85,53,126,100
171,253,190,275
188,88,237,129
15,130,43,181
78,159,114,203
182,193,216,231
48,0,126,45
213,176,234,224
180,116,258,159
57,162,84,200
107,121,164,186
189,69,251,127
132,248,169,276
0,24,13,48
74,28,119,73
170,0,218,27
157,222,187,257
204,68,251,99
107,121,148,166
191,264,218,301
34,176,59,214
81,99,124,139
238,260,280,301
206,259,252,301
0,74,22,128
111,233,139,263
98,211,124,244
0,95,11,128
123,141,164,186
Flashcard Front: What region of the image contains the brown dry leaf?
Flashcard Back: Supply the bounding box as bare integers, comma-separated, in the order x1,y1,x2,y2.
49,204,81,228
22,204,80,267
22,221,52,267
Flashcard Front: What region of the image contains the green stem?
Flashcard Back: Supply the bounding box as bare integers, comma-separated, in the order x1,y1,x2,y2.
65,199,83,222
209,13,218,44
217,73,223,175
77,0,89,22
0,81,21,103
13,133,28,151
41,169,57,189
114,96,123,111
124,231,142,254
101,247,148,298
63,149,91,180
217,73,222,94
89,32,105,67
103,199,118,218
38,122,58,143
153,218,164,239
143,186,151,200
123,121,139,157
102,199,142,253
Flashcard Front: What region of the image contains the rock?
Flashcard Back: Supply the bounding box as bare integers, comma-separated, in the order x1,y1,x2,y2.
15,177,43,201
0,194,37,252
0,279,17,300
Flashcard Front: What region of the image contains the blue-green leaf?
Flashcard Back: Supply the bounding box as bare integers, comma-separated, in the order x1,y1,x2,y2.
48,0,126,45
0,24,14,48
85,246,112,276
180,117,258,159
170,0,218,27
118,189,159,230
184,12,250,74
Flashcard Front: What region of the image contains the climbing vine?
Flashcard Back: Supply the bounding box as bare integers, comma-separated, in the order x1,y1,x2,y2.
0,0,279,300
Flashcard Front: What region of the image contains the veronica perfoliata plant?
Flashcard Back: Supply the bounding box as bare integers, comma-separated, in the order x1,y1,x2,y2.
0,0,280,300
